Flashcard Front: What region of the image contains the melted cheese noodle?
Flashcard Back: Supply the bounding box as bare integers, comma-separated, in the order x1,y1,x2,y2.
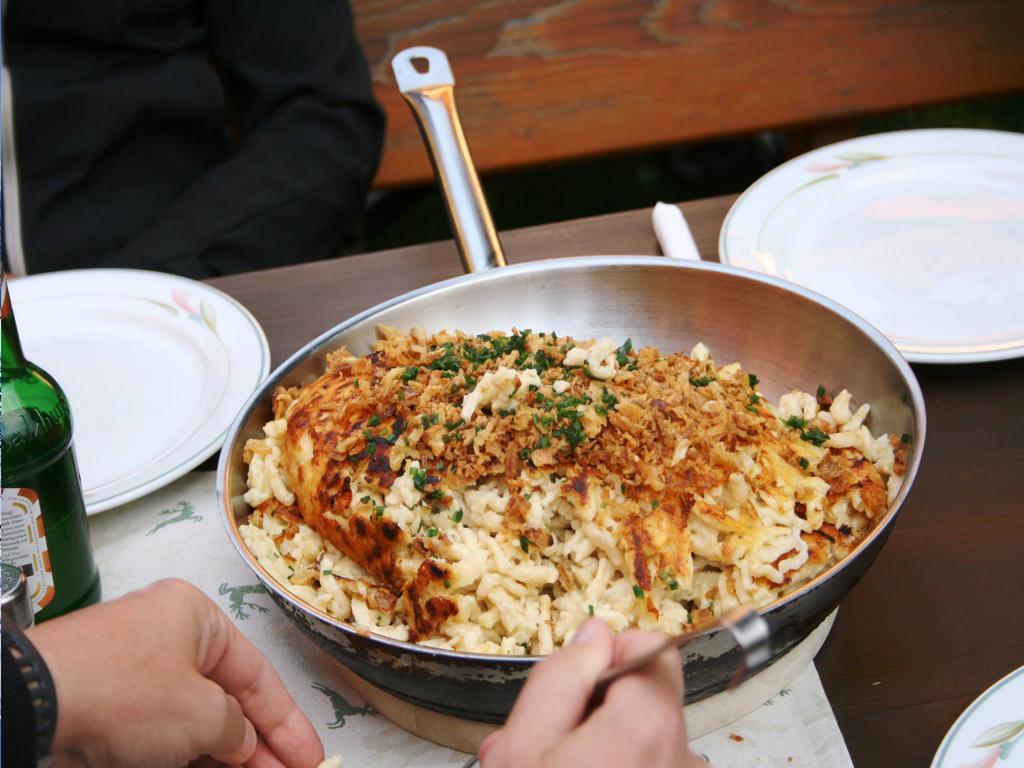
240,329,907,654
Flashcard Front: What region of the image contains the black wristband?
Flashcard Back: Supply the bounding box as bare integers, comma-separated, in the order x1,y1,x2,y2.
3,623,58,762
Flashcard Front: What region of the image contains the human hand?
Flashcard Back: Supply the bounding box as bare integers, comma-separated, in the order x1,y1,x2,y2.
27,578,324,768
478,620,706,768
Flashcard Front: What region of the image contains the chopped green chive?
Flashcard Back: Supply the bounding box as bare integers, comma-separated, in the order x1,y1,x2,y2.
451,509,464,523
784,415,808,429
322,569,333,576
429,344,461,372
410,466,428,491
426,527,439,537
519,535,530,553
443,579,451,588
689,375,714,388
816,384,827,399
632,585,644,599
800,428,830,447
901,433,912,444
374,505,385,517
367,414,380,427
601,387,618,409
651,499,660,509
658,570,680,590
748,373,760,388
587,604,595,617
554,417,587,450
615,338,633,367
402,366,419,382
799,457,810,470
422,413,439,428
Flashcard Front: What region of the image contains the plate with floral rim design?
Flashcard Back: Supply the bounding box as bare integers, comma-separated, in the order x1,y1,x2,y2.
8,269,269,514
720,129,1024,364
931,665,1024,768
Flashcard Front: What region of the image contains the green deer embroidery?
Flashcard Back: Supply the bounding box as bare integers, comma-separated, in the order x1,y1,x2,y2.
218,583,268,621
146,500,203,536
311,682,374,728
762,686,793,706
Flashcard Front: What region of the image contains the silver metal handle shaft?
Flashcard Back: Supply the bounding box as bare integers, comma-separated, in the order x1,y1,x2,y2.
392,47,506,274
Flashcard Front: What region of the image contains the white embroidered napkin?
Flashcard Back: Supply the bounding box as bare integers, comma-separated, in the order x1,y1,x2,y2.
87,472,853,768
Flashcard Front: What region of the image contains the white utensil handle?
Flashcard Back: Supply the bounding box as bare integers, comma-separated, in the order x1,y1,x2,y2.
653,202,701,261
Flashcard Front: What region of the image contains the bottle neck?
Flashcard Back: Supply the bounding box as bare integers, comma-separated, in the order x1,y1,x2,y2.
2,274,27,370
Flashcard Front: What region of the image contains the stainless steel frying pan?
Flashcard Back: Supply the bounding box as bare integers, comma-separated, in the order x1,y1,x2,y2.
217,47,925,722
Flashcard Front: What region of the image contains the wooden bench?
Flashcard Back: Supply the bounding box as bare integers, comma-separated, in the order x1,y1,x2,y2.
353,0,1024,188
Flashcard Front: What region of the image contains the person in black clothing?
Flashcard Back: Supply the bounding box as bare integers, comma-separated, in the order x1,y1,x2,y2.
2,0,384,278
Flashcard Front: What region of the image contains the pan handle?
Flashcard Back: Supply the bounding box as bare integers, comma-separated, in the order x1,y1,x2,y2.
392,47,506,274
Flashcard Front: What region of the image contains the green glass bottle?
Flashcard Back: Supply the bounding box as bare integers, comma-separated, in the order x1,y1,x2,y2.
1,275,101,621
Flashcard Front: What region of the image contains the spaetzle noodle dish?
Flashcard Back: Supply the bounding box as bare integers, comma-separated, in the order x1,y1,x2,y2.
240,328,907,655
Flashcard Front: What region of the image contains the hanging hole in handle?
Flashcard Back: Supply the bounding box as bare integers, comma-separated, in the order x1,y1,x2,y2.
392,47,454,93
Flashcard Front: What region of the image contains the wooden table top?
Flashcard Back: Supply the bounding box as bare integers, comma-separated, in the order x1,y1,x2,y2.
209,194,1024,768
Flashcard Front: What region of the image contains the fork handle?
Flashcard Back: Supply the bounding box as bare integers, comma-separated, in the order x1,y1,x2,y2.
586,607,771,713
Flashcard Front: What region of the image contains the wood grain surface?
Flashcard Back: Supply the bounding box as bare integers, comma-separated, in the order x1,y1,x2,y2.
208,196,1024,767
353,0,1024,186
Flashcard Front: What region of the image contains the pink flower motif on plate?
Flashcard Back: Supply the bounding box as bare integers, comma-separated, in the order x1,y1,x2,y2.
168,289,218,335
806,160,851,173
959,746,1001,768
171,289,199,316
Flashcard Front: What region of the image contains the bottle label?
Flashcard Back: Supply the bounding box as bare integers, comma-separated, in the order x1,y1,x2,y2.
1,488,56,613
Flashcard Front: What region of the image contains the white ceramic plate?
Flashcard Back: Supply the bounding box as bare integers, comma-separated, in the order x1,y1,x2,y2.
931,665,1024,768
9,269,269,514
720,129,1024,363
